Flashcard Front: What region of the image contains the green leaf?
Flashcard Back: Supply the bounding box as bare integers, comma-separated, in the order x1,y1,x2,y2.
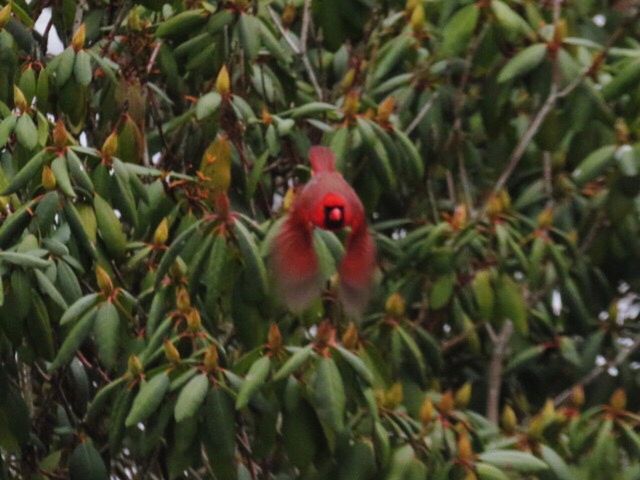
273,346,315,381
539,445,573,480
51,155,76,198
472,269,495,320
237,14,261,61
333,345,374,385
232,220,268,299
175,374,209,422
195,91,222,120
476,462,510,480
0,115,16,148
15,114,38,150
236,355,271,409
496,274,528,335
312,357,346,433
477,450,548,472
50,307,96,370
93,301,119,370
156,9,209,39
61,293,101,326
93,193,127,258
0,251,50,269
35,269,68,310
68,441,108,480
56,47,76,87
602,60,640,100
498,44,548,83
125,372,170,427
430,273,456,310
571,145,617,186
441,4,480,56
491,0,535,40
73,50,93,87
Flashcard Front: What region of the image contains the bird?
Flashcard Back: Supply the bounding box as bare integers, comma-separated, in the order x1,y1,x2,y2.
270,146,376,315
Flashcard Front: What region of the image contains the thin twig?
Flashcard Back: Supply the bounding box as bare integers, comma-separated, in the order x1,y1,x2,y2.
405,92,438,135
554,333,640,406
300,0,312,53
485,7,639,210
486,321,513,423
267,6,323,100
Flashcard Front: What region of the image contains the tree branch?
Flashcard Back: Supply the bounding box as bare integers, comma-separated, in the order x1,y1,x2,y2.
486,321,513,423
267,5,324,100
554,333,640,406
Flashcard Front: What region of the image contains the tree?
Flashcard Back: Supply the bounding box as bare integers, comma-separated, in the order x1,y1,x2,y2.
0,0,640,478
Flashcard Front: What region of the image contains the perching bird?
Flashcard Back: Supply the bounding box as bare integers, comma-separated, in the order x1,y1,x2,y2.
270,146,376,315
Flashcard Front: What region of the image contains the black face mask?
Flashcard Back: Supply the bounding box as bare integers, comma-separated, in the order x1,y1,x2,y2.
323,205,345,230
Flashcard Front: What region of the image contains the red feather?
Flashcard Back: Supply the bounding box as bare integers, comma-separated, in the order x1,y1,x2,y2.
270,213,322,312
339,224,376,315
271,147,376,314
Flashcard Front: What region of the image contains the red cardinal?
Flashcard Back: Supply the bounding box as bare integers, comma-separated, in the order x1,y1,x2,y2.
271,146,376,315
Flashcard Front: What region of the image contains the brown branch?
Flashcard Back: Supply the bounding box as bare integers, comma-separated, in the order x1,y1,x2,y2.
267,5,323,100
554,333,640,407
486,321,513,424
484,7,639,212
405,92,439,135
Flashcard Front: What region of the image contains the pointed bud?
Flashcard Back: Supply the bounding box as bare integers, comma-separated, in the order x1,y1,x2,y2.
553,19,567,45
439,390,454,415
127,355,143,377
216,65,231,96
0,4,11,29
610,388,627,411
385,382,403,409
454,382,472,409
261,106,272,125
170,258,187,279
13,86,28,112
343,90,360,116
410,3,426,33
537,207,554,228
186,308,202,332
283,187,296,212
541,398,555,422
267,323,282,352
457,431,474,461
405,0,419,13
176,286,191,312
463,471,478,480
341,322,359,350
281,3,297,26
42,165,57,190
570,385,585,408
72,24,86,51
102,131,118,158
53,120,69,148
451,204,468,230
164,340,181,364
203,344,219,372
153,218,169,245
419,397,435,425
377,96,395,123
528,414,545,439
498,189,511,210
95,265,114,295
501,405,517,433
340,68,356,91
615,118,629,144
385,292,406,318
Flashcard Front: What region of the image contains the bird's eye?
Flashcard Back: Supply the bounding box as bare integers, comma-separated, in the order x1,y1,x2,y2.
324,205,344,230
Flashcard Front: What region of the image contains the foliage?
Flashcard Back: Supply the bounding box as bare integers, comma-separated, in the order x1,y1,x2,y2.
0,0,640,478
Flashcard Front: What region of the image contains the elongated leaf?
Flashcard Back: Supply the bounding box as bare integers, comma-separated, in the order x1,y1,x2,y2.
125,372,170,427
236,356,271,409
175,374,209,422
